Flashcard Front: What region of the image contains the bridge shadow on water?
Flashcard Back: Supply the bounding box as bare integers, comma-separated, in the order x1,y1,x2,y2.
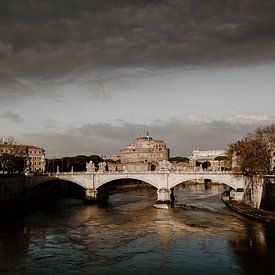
30,179,86,200
0,179,86,222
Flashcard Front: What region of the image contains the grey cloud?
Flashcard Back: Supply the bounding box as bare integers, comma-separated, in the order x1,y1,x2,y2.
0,0,275,101
0,111,23,123
19,114,275,157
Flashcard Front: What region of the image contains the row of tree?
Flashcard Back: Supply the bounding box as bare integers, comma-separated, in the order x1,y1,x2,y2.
46,155,104,172
0,152,104,174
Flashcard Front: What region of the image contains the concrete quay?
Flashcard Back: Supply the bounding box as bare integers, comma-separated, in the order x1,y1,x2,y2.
222,193,275,223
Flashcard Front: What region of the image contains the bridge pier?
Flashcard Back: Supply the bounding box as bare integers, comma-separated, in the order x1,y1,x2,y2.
157,188,173,204
84,188,108,202
84,189,98,202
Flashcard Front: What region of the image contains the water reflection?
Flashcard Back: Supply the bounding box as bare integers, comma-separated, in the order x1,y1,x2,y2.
0,182,274,274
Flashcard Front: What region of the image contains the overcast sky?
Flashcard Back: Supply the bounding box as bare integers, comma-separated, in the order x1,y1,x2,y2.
1,0,275,157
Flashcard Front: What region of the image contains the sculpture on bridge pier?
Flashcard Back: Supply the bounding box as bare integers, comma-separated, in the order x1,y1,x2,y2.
158,160,172,172
86,161,96,172
98,161,107,172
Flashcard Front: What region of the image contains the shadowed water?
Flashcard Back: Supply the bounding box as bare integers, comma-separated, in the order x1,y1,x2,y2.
0,183,274,274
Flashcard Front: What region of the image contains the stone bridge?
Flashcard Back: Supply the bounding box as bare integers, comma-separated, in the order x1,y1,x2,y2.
30,171,245,203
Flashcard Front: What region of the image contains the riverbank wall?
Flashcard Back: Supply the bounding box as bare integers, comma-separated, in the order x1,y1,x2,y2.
260,176,275,211
242,176,263,209
0,175,31,221
222,193,275,223
0,175,27,201
0,175,65,221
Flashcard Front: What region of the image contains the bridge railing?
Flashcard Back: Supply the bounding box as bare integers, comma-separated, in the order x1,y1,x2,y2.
50,170,237,176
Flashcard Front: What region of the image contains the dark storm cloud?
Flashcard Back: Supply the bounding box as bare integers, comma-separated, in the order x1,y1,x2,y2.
0,110,23,122
0,0,275,71
1,0,275,99
20,114,275,157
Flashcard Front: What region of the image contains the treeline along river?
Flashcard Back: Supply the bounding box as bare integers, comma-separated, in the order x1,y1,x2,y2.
0,181,275,274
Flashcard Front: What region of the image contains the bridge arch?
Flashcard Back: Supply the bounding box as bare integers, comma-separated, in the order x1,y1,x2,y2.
96,176,159,190
29,177,86,200
33,176,87,190
169,174,243,190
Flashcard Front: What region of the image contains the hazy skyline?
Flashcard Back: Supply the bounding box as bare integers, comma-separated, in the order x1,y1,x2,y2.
1,0,275,157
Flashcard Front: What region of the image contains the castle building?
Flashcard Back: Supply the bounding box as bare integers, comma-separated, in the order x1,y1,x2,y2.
108,135,170,172
120,135,169,164
0,142,46,173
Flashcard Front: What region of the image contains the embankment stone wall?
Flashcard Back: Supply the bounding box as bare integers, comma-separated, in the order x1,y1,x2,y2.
261,177,275,211
0,176,26,201
243,176,263,209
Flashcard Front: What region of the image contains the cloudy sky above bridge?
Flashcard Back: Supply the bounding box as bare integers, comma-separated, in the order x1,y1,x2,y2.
1,0,275,157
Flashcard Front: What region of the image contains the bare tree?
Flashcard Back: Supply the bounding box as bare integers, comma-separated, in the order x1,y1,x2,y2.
227,124,275,176
6,136,16,144
0,136,16,145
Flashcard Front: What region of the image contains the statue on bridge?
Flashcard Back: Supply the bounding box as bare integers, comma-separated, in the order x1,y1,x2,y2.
158,160,172,172
98,161,107,172
86,161,96,172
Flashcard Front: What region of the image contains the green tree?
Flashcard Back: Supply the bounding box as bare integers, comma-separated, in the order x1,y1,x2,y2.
169,157,189,163
46,155,104,172
0,153,25,174
0,154,11,173
214,156,228,161
202,161,211,170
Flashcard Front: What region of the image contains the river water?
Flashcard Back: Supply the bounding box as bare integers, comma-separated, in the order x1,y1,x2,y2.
0,183,274,274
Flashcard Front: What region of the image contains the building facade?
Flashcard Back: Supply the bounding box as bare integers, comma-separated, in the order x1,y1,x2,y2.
189,149,227,171
0,142,46,173
191,149,226,160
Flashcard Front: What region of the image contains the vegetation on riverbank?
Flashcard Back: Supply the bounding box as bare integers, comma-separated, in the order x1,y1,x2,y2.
227,124,275,176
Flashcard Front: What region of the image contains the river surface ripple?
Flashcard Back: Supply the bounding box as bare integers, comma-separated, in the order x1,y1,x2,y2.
0,183,275,274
